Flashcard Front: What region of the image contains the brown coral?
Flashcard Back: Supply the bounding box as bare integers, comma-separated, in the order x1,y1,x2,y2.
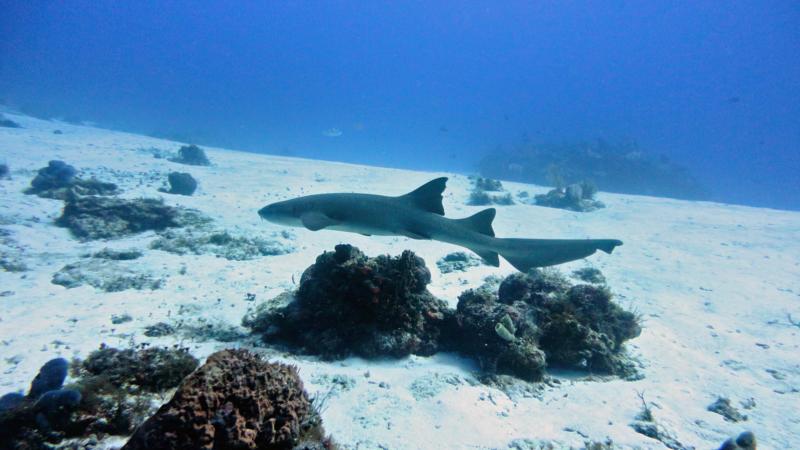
122,349,325,450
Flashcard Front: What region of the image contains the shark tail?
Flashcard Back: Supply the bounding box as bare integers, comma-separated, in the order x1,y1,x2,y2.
497,238,623,272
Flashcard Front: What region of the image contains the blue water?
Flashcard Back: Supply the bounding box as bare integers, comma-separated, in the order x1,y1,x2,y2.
1,1,798,209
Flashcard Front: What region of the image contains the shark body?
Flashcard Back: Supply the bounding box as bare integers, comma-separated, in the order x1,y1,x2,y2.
258,177,622,271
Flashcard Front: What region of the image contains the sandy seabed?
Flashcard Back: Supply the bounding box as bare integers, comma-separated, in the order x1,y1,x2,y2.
1,112,798,449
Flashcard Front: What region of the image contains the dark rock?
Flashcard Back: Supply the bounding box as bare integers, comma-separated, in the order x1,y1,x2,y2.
0,114,22,128
0,392,25,411
718,431,756,450
80,345,198,393
26,160,118,199
144,322,175,337
708,397,747,422
244,244,451,359
28,358,68,399
0,358,84,447
111,313,133,324
34,388,82,426
29,160,76,191
164,171,197,195
55,195,192,240
169,144,210,166
122,349,329,450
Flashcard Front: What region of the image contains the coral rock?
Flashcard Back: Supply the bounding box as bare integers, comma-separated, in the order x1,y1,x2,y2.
245,245,451,359
122,349,323,450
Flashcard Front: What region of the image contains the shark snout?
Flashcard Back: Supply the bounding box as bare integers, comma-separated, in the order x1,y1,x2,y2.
258,205,270,220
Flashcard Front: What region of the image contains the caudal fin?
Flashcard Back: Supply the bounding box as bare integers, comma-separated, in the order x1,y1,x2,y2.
498,238,623,272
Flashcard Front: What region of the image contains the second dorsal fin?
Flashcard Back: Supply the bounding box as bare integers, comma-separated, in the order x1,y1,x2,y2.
399,177,447,215
456,208,496,237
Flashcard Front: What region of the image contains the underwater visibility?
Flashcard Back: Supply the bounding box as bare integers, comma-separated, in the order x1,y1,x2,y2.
1,2,798,450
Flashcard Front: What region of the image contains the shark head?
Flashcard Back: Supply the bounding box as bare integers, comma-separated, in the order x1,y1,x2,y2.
258,198,307,226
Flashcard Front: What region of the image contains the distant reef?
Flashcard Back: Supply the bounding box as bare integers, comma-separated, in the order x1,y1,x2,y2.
478,139,708,200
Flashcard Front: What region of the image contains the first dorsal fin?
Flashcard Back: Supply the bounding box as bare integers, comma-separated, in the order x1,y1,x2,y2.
399,177,447,215
456,208,496,237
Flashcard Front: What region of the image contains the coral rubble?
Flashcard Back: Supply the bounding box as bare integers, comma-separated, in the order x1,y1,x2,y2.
169,144,211,166
467,176,515,206
26,160,118,200
151,228,293,260
436,251,484,273
52,258,164,291
56,195,203,240
534,180,605,212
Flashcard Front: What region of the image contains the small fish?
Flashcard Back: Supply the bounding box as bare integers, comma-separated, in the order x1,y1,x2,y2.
322,128,343,138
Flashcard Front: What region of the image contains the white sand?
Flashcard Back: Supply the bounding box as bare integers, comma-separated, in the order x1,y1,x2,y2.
1,112,798,449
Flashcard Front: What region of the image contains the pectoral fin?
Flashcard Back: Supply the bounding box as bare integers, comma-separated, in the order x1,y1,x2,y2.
300,211,339,231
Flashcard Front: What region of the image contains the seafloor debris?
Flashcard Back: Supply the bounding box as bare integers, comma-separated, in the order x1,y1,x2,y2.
56,195,206,240
122,349,331,450
708,396,748,422
718,431,757,450
628,391,686,450
467,176,514,206
26,160,118,200
244,244,451,359
571,267,606,284
0,347,193,449
0,358,82,446
151,228,293,260
143,322,176,337
77,344,198,393
452,269,641,381
0,113,22,128
534,180,605,212
436,251,484,273
89,247,144,260
169,144,211,166
160,171,197,196
52,258,164,291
